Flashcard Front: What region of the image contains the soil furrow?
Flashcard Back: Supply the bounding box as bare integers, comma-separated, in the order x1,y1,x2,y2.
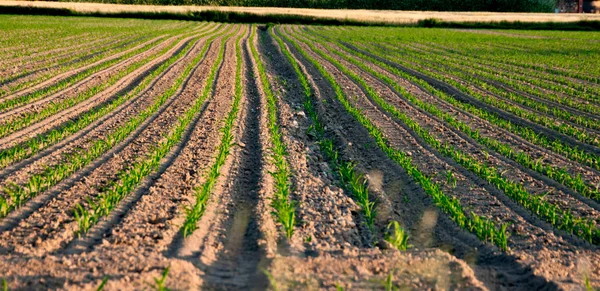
259,29,365,254
72,26,244,256
344,42,600,158
0,35,166,106
176,27,270,290
0,35,173,121
280,26,600,290
0,34,197,149
300,33,600,225
0,28,228,256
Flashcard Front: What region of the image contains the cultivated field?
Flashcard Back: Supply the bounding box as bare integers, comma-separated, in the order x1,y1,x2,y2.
0,15,600,290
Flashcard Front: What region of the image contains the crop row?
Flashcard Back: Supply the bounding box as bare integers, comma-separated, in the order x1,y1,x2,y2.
74,26,240,236
299,31,600,204
0,21,203,97
278,27,510,250
0,37,166,113
402,42,600,106
270,27,382,239
0,26,225,172
376,43,600,132
0,24,222,139
0,25,229,218
181,26,246,237
250,26,296,239
290,27,600,245
364,43,599,147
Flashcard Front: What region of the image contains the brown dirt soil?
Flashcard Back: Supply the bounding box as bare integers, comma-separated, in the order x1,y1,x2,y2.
0,33,201,149
0,27,230,256
277,25,600,290
1,21,600,291
0,35,173,122
0,35,166,105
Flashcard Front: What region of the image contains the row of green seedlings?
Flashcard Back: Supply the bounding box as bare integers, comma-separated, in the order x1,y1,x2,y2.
362,42,599,147
450,38,600,84
299,32,600,204
407,40,600,104
321,40,600,174
405,42,600,110
0,31,118,73
0,33,146,98
0,25,226,171
0,35,191,139
73,27,240,235
0,36,166,113
0,25,211,99
0,26,229,218
440,40,600,85
180,27,245,237
277,27,509,251
0,22,208,97
0,23,135,62
312,27,600,174
383,43,600,131
271,29,409,249
0,21,198,76
290,28,599,246
249,26,296,239
0,34,120,85
94,267,171,291
390,40,600,111
376,40,600,139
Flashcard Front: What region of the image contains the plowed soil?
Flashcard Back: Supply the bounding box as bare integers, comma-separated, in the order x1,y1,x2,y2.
1,16,599,291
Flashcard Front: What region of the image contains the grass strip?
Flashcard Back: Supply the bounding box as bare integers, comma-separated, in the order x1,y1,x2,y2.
287,27,599,246
181,27,245,238
0,25,228,218
278,27,509,251
250,25,296,239
73,27,239,235
0,25,225,171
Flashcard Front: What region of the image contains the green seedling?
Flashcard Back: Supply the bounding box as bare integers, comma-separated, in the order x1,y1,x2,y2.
385,221,411,251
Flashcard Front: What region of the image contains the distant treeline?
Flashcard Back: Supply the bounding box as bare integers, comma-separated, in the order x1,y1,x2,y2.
59,0,556,12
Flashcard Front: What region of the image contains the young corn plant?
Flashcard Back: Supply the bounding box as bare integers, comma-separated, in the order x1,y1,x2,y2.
0,27,228,219
251,25,296,239
181,27,246,237
385,221,411,251
150,267,170,291
271,28,379,233
279,27,510,251
71,27,239,236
